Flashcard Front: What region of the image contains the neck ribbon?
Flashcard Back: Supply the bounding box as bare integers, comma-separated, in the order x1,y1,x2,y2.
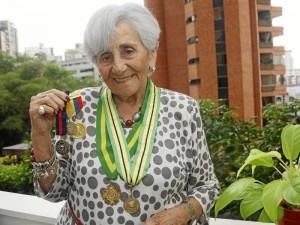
96,79,160,187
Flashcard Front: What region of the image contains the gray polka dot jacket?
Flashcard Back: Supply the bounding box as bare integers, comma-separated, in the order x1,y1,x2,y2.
34,87,220,225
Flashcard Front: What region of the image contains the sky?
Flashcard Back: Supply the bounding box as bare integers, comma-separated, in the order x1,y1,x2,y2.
0,0,300,68
0,0,144,57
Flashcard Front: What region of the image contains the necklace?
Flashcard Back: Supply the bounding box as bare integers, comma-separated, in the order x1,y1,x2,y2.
119,108,141,127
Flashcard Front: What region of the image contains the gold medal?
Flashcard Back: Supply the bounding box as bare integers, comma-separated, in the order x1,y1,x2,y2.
124,195,140,214
101,182,121,205
55,139,71,155
71,121,87,139
67,122,77,136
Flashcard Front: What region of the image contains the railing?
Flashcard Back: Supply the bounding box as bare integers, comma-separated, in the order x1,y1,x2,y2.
0,191,272,225
258,20,272,27
260,63,274,70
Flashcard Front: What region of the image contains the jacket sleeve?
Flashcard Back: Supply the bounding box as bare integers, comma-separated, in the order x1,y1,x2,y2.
186,99,220,224
33,136,72,203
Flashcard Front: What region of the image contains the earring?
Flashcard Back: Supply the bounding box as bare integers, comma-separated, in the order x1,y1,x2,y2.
149,66,156,73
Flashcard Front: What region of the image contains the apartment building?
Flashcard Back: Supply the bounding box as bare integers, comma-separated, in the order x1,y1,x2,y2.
25,43,62,62
57,43,99,80
0,20,18,57
145,0,285,125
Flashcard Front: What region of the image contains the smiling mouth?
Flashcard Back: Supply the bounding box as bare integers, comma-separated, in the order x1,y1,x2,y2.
114,75,134,83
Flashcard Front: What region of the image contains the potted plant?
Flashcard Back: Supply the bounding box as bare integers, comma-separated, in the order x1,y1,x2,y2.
214,124,300,224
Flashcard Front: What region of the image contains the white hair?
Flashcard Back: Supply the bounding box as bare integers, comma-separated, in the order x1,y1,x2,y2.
83,3,161,64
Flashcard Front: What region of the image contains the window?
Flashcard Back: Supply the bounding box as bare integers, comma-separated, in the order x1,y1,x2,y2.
214,20,225,30
217,65,227,76
216,43,226,53
216,54,227,65
80,68,94,73
187,36,199,44
259,32,272,43
189,79,201,85
215,30,225,42
213,0,223,7
218,76,228,88
261,75,276,86
258,10,270,21
214,8,224,20
260,53,273,64
186,15,197,24
276,75,284,85
218,88,229,102
188,57,200,64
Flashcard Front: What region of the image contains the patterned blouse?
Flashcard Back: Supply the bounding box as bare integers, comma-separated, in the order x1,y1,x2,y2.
34,86,220,225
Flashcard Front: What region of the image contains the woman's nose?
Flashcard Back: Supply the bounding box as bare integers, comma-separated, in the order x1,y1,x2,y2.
112,57,127,75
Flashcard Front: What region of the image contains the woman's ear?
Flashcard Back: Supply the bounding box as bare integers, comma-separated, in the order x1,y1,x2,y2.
149,48,158,68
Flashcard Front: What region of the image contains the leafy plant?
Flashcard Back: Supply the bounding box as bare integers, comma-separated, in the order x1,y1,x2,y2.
214,124,300,223
0,162,33,194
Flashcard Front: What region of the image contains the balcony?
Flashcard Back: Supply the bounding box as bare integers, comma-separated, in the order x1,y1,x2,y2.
272,26,283,37
0,191,274,225
258,20,272,27
259,42,273,48
260,63,274,70
261,84,286,95
261,84,275,92
271,6,282,18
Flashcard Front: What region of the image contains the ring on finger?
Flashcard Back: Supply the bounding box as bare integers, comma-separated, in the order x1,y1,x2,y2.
38,105,46,116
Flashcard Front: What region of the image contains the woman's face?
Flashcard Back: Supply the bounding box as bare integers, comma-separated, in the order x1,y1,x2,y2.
96,21,157,99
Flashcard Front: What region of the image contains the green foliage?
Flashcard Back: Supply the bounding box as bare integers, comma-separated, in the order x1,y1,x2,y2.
198,99,262,186
0,161,33,194
214,124,300,223
199,99,300,220
0,51,15,74
0,51,101,150
260,99,300,155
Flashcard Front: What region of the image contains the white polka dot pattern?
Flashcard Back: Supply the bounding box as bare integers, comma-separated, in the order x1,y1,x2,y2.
34,87,220,225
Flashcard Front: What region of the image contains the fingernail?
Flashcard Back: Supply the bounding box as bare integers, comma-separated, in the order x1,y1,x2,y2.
66,96,70,101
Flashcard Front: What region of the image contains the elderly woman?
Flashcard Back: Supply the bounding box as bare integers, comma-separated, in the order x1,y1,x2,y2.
29,3,219,225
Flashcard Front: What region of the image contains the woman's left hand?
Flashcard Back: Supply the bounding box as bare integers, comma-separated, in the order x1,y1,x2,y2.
144,204,190,225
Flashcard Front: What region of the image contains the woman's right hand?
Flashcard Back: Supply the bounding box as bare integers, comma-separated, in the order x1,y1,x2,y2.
29,89,70,134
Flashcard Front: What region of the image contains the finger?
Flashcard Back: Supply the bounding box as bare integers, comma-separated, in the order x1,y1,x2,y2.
33,90,70,113
44,92,68,111
35,89,70,102
39,104,55,116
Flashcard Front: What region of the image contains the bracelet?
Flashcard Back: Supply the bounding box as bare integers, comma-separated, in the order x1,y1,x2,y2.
183,200,197,221
30,147,57,178
31,151,57,170
32,162,57,179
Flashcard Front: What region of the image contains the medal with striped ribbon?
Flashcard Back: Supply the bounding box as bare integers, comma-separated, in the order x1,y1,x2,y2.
96,79,160,213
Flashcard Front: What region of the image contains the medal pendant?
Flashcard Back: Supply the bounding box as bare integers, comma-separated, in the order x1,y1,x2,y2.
67,122,77,136
124,195,140,214
101,182,121,205
72,121,87,139
55,139,71,155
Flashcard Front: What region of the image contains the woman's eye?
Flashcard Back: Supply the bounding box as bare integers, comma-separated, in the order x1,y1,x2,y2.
123,47,134,55
100,53,113,63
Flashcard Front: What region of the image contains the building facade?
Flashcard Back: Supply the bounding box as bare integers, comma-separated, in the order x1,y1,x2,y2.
65,43,85,61
0,20,18,57
58,44,99,80
145,0,285,125
58,57,99,80
25,43,62,62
